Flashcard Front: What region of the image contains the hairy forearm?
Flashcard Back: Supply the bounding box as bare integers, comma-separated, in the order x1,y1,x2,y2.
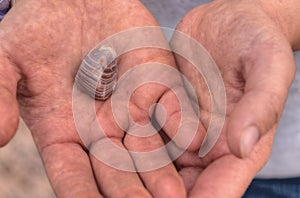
259,0,300,50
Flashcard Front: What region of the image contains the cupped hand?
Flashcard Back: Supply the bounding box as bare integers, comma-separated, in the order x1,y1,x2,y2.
171,0,297,197
0,0,205,197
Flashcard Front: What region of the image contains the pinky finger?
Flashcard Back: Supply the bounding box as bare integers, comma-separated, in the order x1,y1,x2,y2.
41,143,103,198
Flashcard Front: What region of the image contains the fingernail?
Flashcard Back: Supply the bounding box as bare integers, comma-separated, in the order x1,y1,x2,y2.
240,127,260,158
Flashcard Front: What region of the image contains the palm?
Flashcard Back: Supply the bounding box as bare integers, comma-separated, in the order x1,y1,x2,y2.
173,1,295,197
0,0,192,197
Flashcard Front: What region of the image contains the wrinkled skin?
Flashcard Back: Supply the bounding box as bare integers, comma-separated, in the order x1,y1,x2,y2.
0,0,207,197
171,0,298,197
1,0,299,197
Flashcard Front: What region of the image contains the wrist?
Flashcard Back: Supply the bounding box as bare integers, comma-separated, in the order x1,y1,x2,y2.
258,0,300,50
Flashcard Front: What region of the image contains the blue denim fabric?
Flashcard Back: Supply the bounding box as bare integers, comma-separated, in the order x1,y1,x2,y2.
0,0,10,20
0,8,9,20
243,178,300,198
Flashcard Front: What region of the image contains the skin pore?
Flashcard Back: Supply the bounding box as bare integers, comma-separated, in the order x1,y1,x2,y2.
0,0,299,197
172,0,300,197
0,0,198,197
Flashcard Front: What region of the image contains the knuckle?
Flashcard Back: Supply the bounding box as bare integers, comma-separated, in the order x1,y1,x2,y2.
130,104,150,126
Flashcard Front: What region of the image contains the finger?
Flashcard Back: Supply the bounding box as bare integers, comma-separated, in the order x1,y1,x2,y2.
189,156,255,198
0,51,20,147
90,138,152,198
115,38,205,151
95,97,185,197
179,167,202,192
124,61,205,152
157,87,206,151
176,151,204,192
124,128,186,198
90,98,153,197
227,44,295,158
41,143,103,198
189,129,275,198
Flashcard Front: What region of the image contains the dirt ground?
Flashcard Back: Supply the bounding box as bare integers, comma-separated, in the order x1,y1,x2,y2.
0,119,55,198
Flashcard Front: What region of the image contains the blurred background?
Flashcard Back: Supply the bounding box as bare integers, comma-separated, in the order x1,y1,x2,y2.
0,120,55,198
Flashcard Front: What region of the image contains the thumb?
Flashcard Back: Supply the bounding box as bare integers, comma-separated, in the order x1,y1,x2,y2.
227,45,296,158
0,50,20,147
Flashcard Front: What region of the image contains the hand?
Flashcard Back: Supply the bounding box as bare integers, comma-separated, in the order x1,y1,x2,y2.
171,0,299,197
0,0,204,197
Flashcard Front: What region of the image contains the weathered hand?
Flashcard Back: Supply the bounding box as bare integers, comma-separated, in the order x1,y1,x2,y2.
0,0,204,197
171,0,300,197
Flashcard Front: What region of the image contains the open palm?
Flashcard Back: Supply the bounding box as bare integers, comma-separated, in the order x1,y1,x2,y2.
0,0,205,197
172,1,296,197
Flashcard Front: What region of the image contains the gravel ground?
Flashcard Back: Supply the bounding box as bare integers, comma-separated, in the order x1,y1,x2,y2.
0,119,55,198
